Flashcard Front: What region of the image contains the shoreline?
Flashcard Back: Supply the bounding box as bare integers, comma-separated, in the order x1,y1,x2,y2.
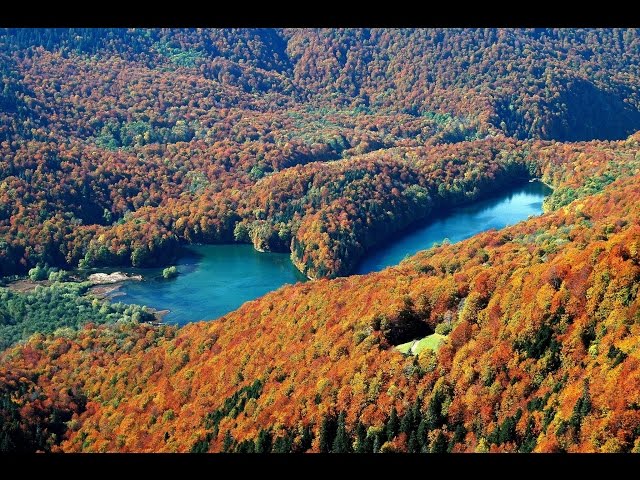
85,279,169,325
147,308,170,324
4,272,168,327
88,271,143,285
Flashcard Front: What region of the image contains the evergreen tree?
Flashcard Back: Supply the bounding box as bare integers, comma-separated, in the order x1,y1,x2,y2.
497,416,516,444
426,390,445,430
386,406,399,441
519,417,537,453
273,433,293,453
372,433,381,453
408,430,418,453
400,408,414,435
355,421,368,453
578,381,592,418
449,423,466,451
299,425,313,453
431,430,448,453
255,429,272,453
236,439,255,453
332,412,352,453
569,379,592,439
222,430,234,452
417,418,428,452
412,397,423,426
319,415,337,453
190,439,210,453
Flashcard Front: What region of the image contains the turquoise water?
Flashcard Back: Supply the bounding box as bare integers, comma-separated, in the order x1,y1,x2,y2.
117,181,550,324
355,181,551,274
118,244,306,325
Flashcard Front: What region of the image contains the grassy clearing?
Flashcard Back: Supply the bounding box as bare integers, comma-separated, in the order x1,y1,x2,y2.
396,340,415,354
395,333,447,355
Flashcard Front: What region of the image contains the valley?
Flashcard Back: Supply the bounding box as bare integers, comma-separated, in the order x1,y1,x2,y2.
1,28,639,454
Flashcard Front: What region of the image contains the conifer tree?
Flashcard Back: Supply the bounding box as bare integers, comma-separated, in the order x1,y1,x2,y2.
299,426,313,453
431,430,448,453
417,418,428,452
386,407,399,441
408,430,418,453
255,429,272,453
319,415,337,453
222,430,234,452
332,412,352,453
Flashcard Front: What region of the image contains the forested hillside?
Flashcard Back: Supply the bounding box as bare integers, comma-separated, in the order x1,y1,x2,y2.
1,29,640,453
2,133,639,452
2,28,640,278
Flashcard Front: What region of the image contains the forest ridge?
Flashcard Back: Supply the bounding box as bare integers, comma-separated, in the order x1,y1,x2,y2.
1,28,640,279
0,29,640,453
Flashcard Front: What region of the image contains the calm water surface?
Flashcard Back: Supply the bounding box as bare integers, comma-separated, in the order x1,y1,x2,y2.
355,181,551,274
118,181,551,324
118,244,306,325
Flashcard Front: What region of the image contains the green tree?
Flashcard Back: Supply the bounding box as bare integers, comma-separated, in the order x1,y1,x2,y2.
273,433,293,453
131,246,149,267
355,421,368,453
48,269,69,282
222,430,234,452
28,265,47,281
162,266,178,279
386,406,398,441
233,222,249,242
417,418,429,452
332,412,351,453
431,430,448,453
450,423,466,451
400,408,414,435
372,434,381,453
319,415,337,453
408,430,418,453
255,429,272,453
569,379,592,438
236,439,255,453
299,426,313,453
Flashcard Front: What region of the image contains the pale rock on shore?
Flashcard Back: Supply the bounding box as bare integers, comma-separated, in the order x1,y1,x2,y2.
87,272,143,285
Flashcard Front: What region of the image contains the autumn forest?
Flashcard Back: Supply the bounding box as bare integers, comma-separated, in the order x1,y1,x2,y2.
1,28,640,453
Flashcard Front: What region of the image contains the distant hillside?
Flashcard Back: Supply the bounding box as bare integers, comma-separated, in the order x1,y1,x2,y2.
2,28,640,278
4,28,640,141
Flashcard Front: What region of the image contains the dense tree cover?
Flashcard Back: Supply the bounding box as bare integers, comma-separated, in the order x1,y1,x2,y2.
2,29,640,453
5,28,638,140
0,368,86,452
0,282,156,351
2,29,640,278
0,323,176,452
1,132,639,452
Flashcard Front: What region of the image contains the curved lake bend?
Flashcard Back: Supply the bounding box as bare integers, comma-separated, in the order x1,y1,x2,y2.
118,245,307,325
117,181,551,325
355,181,552,274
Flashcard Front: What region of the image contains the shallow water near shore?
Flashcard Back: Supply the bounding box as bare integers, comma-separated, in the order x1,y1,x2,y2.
116,244,307,325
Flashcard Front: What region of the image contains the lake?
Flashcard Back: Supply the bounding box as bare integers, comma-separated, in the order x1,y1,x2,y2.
355,181,552,274
117,181,550,324
118,244,307,325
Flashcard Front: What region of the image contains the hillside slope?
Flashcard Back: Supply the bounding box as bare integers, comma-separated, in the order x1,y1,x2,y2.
1,134,639,452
